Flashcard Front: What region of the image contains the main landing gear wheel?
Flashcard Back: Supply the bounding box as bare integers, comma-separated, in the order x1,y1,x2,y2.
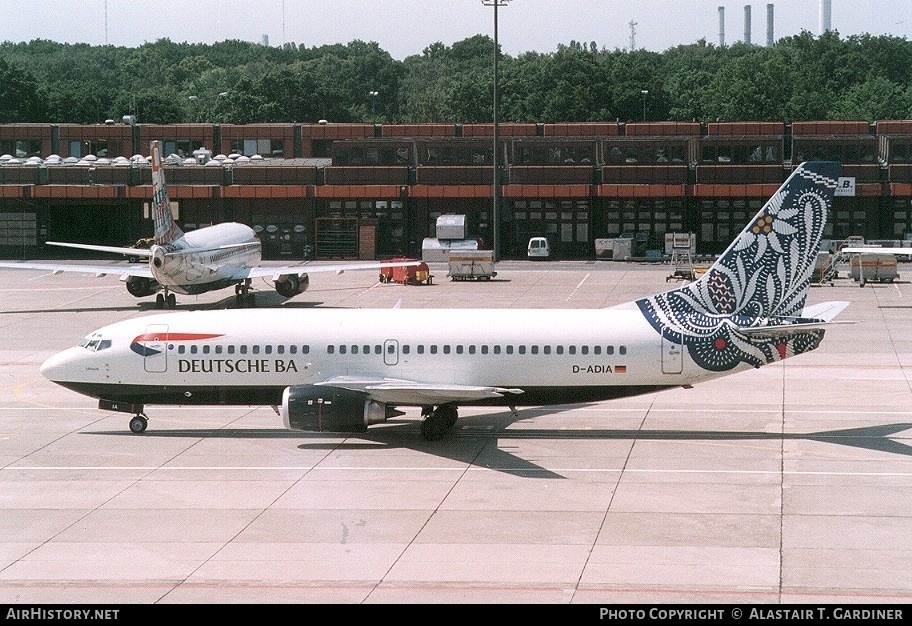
129,414,148,434
420,404,458,441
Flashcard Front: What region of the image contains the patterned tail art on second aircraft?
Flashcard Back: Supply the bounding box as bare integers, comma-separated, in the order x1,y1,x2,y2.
150,140,184,246
636,161,841,372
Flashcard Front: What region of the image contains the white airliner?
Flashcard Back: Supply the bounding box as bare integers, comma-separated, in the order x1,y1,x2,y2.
40,161,850,440
0,140,417,308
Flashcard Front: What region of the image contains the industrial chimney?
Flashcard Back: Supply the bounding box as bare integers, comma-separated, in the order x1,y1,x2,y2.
819,0,832,34
744,5,752,46
767,4,774,46
719,6,726,46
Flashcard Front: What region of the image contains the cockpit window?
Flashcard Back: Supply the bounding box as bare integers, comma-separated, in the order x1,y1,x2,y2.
78,335,111,352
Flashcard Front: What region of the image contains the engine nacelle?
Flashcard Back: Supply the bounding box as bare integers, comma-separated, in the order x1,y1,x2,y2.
125,275,162,298
280,385,392,433
274,273,308,297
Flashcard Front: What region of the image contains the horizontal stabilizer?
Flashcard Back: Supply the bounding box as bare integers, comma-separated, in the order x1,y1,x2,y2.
737,319,854,339
801,300,851,322
733,302,852,339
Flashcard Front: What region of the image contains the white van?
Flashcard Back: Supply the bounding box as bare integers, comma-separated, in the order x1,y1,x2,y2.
527,237,550,259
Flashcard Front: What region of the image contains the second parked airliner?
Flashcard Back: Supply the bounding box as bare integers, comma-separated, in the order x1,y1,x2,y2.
0,140,417,308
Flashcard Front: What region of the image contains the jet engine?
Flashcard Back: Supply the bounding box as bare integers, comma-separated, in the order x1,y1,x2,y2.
274,273,309,298
280,385,400,433
125,275,162,298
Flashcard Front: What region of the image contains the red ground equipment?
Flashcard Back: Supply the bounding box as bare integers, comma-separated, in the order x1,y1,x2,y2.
379,258,433,285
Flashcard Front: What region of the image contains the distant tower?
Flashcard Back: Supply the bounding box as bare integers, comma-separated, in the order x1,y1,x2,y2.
744,5,752,45
767,4,774,46
629,20,637,51
819,0,832,34
718,6,726,46
261,34,269,47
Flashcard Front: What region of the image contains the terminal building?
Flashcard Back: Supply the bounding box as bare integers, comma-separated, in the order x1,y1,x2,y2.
1,119,912,260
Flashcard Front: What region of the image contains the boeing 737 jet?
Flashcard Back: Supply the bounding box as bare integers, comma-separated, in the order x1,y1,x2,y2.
0,140,417,308
40,162,850,440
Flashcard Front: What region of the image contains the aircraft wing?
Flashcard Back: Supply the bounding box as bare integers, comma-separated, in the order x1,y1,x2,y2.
0,260,154,279
842,246,912,256
236,259,423,281
46,241,154,257
316,375,524,406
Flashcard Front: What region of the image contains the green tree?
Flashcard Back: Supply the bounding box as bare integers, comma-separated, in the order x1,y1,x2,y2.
828,76,912,121
0,57,47,122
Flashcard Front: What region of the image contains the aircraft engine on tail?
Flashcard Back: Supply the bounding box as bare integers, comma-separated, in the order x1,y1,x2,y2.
125,276,162,298
280,385,399,433
274,273,309,297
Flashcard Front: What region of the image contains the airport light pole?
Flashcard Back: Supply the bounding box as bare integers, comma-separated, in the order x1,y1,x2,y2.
188,92,228,123
483,0,510,262
369,90,379,122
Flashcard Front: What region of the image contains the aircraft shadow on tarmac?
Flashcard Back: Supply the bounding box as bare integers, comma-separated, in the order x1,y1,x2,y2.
81,411,912,480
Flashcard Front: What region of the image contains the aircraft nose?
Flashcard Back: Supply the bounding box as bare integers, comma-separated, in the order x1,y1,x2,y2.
40,348,79,382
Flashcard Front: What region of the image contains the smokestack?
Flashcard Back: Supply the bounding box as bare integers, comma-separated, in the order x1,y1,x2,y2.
767,4,774,46
262,34,269,46
819,0,832,34
744,5,752,46
718,6,726,46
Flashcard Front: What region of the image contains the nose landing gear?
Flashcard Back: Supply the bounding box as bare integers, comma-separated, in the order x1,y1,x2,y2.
235,280,256,307
99,400,149,434
155,290,177,308
129,414,149,434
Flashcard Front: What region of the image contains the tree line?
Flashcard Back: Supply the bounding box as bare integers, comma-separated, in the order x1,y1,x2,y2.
1,30,911,126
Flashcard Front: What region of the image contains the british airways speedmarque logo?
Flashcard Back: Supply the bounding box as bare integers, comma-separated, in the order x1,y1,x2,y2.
130,333,224,357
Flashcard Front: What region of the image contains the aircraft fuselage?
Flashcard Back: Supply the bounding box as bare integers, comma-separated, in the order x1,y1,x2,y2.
150,222,261,295
40,307,732,408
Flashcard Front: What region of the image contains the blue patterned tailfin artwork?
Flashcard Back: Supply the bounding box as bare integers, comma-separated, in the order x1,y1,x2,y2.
150,141,184,246
637,161,842,372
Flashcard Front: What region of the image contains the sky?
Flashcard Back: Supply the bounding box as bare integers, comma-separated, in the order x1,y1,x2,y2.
0,1,910,59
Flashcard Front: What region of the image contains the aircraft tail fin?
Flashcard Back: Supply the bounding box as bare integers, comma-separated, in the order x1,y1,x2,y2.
637,161,842,371
150,140,183,245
